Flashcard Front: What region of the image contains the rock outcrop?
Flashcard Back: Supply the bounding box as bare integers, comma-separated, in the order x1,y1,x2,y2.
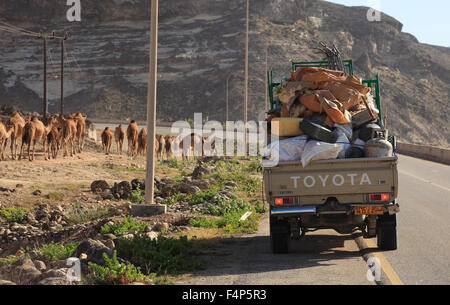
0,0,448,146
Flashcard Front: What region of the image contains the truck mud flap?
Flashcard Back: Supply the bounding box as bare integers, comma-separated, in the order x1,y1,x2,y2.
270,218,290,234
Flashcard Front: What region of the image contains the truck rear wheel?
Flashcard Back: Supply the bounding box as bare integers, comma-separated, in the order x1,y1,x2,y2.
377,214,397,250
270,218,290,254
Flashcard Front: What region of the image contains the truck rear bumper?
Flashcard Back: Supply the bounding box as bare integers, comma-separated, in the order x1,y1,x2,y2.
270,202,400,217
271,206,317,216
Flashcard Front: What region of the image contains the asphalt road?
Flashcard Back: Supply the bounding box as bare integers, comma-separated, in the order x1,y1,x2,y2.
178,154,449,285
365,154,450,285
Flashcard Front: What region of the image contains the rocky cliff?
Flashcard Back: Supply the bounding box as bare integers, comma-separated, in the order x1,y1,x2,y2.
0,0,449,146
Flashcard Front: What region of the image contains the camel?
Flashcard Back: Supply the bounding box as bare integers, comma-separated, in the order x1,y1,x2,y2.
6,112,26,160
178,133,202,161
0,122,14,161
101,127,113,155
164,135,174,159
20,116,55,161
155,135,160,159
58,114,78,157
114,124,125,155
156,134,166,160
47,125,60,159
202,136,218,156
137,128,147,156
74,112,87,153
126,120,139,157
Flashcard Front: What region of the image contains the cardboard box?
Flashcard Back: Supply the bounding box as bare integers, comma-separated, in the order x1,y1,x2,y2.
271,118,304,137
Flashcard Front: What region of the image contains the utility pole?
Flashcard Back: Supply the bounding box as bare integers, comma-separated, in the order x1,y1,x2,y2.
265,40,269,112
38,31,68,118
226,74,232,124
244,0,249,156
43,36,47,119
60,35,67,115
144,0,165,214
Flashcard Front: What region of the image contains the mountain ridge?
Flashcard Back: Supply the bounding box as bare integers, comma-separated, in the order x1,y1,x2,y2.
0,0,448,146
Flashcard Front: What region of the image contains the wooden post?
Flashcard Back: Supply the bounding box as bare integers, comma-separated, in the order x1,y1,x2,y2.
265,40,268,111
226,74,231,123
142,0,165,215
61,38,65,115
43,36,47,119
244,0,249,156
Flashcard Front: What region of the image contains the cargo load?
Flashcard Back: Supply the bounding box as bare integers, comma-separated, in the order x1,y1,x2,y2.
264,43,395,167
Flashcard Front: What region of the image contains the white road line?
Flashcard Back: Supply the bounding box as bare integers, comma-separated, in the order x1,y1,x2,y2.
399,170,450,192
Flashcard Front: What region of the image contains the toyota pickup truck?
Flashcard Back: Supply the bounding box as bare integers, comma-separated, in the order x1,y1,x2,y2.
263,60,399,253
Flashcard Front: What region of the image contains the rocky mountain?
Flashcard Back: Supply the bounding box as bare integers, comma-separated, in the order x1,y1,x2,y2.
0,0,449,146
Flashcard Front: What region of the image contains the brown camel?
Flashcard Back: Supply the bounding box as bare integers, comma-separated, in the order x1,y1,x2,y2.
101,127,113,155
0,122,14,161
180,133,202,161
6,112,26,160
164,135,174,159
156,134,166,160
58,114,78,157
155,135,160,158
137,128,147,156
21,116,54,161
114,124,125,155
47,125,60,159
126,120,139,157
74,112,87,153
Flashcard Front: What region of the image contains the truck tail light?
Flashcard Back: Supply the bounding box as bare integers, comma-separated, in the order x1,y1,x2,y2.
368,193,390,202
275,197,295,205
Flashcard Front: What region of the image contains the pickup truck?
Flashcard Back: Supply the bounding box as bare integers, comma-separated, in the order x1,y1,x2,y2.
263,60,400,254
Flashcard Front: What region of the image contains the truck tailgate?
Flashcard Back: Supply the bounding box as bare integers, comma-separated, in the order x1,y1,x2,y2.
263,157,398,205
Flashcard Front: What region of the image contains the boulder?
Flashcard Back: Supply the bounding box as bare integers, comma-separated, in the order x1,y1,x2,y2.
90,180,110,193
73,239,113,266
33,260,47,271
37,277,72,285
111,181,132,200
0,258,42,285
131,179,145,190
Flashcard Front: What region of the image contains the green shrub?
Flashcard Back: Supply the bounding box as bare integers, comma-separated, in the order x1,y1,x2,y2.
187,188,218,206
189,197,261,234
86,250,151,285
37,242,79,261
67,207,113,225
100,216,148,235
205,197,251,216
189,211,260,234
0,208,28,223
116,235,205,275
162,192,187,206
46,192,65,201
0,255,22,267
130,185,145,204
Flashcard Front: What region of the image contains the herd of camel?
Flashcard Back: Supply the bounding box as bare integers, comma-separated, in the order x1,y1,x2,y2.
0,111,217,162
100,121,217,161
0,111,86,161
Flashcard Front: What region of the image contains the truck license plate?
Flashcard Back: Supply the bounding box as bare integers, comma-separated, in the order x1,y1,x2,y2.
354,206,384,215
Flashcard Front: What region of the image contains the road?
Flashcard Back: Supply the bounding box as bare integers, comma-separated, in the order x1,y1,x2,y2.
366,154,450,285
177,155,450,285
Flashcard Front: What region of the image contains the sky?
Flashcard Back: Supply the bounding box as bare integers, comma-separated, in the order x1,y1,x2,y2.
326,0,450,47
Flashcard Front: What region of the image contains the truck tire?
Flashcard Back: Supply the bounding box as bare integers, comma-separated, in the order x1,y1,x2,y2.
270,218,290,254
376,214,397,250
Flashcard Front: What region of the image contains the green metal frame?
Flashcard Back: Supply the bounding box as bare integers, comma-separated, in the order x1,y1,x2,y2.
267,59,383,127
291,60,354,76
